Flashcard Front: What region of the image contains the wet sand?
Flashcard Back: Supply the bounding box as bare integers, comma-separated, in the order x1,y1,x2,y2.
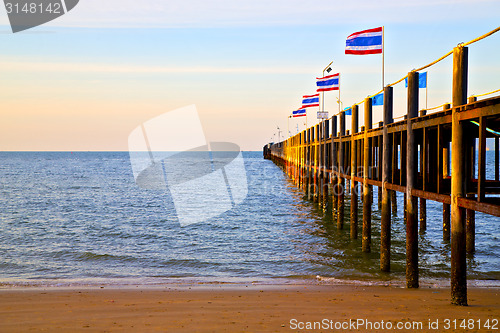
0,284,499,332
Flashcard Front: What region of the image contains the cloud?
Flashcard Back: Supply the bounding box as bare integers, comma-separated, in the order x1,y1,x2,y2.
0,60,317,74
0,59,411,76
1,0,497,29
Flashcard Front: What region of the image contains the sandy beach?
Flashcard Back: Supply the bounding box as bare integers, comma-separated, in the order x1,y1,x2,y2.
0,284,498,332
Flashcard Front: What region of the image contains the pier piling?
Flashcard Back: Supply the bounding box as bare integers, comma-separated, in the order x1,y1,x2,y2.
451,46,468,306
406,71,419,289
363,98,373,253
351,105,359,240
337,111,346,230
380,86,393,271
265,30,500,306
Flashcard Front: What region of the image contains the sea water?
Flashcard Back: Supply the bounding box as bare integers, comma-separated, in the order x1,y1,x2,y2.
0,151,498,287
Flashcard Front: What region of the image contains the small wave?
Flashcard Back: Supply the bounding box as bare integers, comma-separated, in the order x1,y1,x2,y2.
0,262,24,269
153,258,222,269
314,275,403,287
76,252,138,263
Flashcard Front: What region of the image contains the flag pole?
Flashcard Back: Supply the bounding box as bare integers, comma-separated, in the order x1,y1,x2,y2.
426,74,428,109
338,74,341,115
322,60,333,120
382,26,385,89
287,116,290,139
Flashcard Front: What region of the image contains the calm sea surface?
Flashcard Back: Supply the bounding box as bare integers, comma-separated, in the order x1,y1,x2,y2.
0,151,499,287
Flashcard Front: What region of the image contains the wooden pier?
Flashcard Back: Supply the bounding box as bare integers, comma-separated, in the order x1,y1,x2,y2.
264,44,500,306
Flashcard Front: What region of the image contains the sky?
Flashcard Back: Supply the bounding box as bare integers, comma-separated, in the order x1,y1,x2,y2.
0,0,499,151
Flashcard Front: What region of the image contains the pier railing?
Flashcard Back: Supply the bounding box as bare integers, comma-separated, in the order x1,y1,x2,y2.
264,28,500,306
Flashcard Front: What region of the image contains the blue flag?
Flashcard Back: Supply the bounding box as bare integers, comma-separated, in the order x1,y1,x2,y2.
344,107,352,115
372,92,384,106
405,72,427,88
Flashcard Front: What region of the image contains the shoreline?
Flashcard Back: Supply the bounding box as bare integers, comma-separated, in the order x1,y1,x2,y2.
1,283,499,332
2,275,500,290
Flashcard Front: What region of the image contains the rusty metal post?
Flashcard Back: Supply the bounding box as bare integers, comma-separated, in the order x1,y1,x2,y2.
406,70,419,289
451,45,468,306
351,105,359,240
381,86,393,270
338,111,346,230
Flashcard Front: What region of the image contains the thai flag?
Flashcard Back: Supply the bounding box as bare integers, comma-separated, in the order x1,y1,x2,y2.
316,73,340,92
292,108,306,117
302,94,320,108
345,27,383,55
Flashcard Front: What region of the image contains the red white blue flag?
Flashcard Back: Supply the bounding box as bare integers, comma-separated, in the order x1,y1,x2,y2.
316,73,340,92
292,108,306,117
345,27,383,55
302,94,320,108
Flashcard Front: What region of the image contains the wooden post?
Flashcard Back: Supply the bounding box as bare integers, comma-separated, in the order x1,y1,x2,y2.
303,132,307,191
391,133,398,216
443,135,451,241
314,125,319,202
443,202,451,241
381,86,393,270
338,111,346,230
466,193,475,254
451,46,468,306
307,129,312,200
323,119,330,210
420,195,427,233
401,132,407,224
319,123,324,205
323,122,326,204
363,98,373,253
361,127,365,205
378,136,383,210
404,193,407,223
477,116,486,203
496,136,499,182
406,71,419,289
467,96,478,254
420,111,427,233
300,131,304,190
351,105,359,240
332,116,338,214
316,125,321,203
391,190,397,216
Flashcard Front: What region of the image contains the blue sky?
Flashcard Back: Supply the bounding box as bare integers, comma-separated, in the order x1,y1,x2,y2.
0,0,499,150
